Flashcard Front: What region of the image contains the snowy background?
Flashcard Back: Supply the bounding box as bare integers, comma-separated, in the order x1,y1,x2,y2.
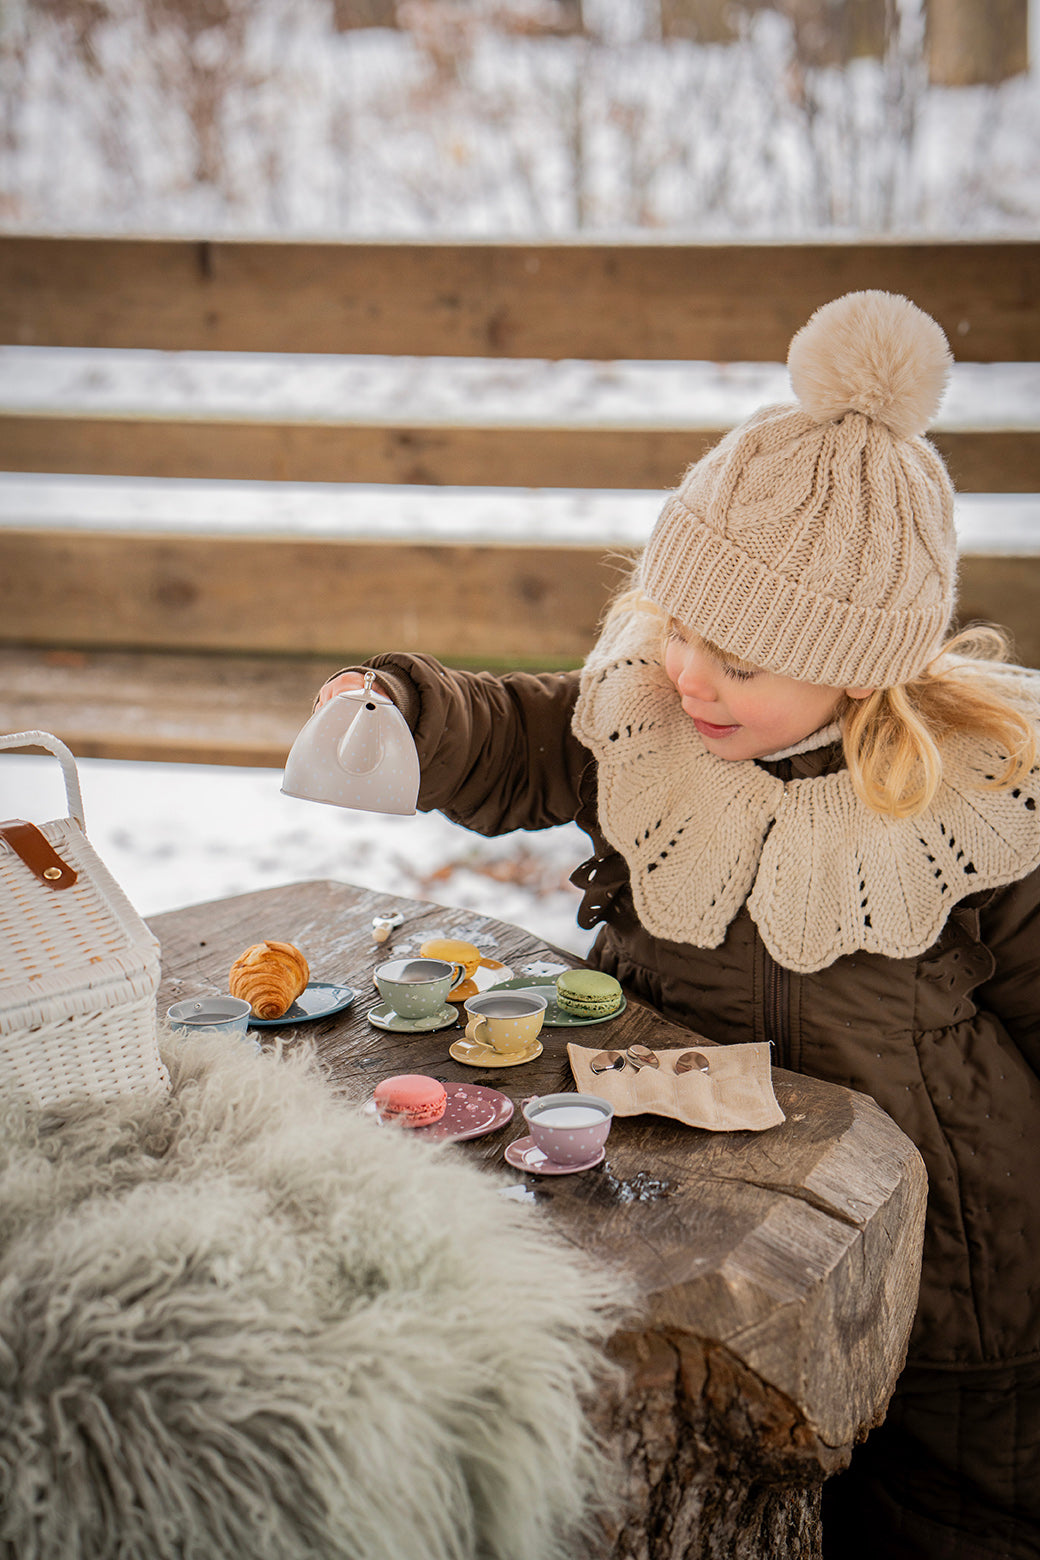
1,0,1037,952
3,0,1039,237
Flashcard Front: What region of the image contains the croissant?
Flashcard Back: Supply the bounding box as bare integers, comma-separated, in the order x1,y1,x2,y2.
229,940,310,1020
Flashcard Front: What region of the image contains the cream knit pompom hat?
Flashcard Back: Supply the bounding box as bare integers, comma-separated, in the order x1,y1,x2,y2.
640,290,957,689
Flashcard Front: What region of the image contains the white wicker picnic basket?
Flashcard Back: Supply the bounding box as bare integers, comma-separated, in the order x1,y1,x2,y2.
0,730,170,1113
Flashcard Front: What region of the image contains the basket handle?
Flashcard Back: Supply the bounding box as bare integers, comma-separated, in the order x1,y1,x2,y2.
0,730,86,830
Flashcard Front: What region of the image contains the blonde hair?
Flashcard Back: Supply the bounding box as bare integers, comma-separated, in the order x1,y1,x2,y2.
842,626,1037,818
608,588,1038,820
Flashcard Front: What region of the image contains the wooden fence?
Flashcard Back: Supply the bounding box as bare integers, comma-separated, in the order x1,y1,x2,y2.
1,235,1037,767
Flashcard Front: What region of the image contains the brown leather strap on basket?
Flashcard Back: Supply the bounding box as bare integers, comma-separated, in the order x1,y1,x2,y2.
0,820,78,889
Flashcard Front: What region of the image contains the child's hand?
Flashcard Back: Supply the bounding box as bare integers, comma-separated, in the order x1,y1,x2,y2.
314,670,388,708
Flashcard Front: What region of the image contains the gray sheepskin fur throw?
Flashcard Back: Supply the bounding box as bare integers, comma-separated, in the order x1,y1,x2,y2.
0,1034,633,1560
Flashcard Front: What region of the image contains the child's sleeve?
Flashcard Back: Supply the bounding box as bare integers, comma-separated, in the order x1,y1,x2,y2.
976,866,1040,1078
360,653,592,836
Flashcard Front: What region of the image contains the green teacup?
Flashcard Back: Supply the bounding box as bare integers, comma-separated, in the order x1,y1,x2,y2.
375,956,466,1020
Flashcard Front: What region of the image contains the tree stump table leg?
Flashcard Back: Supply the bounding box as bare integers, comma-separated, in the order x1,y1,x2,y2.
583,1331,851,1560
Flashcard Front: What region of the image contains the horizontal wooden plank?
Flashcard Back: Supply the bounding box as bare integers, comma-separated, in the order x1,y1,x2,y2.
954,553,1040,668
932,431,1040,495
0,411,713,491
1,411,1036,493
2,551,1038,769
1,236,1037,362
2,526,1038,669
0,648,326,768
0,528,637,665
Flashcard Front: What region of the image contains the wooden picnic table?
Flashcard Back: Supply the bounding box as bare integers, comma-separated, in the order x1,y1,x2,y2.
150,877,928,1560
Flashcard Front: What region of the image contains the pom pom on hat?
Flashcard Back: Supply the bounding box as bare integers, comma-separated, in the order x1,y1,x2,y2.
788,289,952,440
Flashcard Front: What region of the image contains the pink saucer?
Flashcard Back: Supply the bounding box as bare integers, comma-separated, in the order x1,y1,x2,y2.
365,1082,513,1144
504,1135,606,1176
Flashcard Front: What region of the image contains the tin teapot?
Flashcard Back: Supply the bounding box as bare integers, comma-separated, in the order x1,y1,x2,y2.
281,672,420,815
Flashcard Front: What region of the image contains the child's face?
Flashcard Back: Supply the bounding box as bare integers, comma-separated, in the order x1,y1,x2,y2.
663,620,847,761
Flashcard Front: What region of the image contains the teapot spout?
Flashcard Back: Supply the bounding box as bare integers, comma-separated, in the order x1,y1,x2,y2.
336,703,384,775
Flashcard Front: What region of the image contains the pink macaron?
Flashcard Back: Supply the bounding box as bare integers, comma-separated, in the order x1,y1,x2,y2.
373,1074,448,1128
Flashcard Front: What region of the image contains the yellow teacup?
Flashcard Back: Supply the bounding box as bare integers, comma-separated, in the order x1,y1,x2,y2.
464,991,547,1057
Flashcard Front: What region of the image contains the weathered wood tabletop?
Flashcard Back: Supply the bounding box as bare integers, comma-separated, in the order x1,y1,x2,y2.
150,877,928,1560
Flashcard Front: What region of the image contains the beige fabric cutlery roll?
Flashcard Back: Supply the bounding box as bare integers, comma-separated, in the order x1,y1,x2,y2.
567,1040,785,1132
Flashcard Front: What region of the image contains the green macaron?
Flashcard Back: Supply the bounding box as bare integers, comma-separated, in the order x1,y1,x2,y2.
554,969,623,1019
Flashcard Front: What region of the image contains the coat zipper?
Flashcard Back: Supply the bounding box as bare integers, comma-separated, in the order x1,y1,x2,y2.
762,944,790,1064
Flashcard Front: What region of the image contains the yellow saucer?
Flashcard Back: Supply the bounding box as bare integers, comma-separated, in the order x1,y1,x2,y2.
448,1036,543,1068
447,960,515,1005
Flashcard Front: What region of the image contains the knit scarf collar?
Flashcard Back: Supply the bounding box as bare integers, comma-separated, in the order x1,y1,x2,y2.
572,608,1040,974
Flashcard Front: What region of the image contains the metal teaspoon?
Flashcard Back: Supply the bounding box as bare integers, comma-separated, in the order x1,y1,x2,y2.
590,1050,626,1074
626,1044,659,1071
675,1050,711,1074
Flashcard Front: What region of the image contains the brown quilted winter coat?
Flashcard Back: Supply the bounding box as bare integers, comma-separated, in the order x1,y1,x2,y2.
358,652,1040,1556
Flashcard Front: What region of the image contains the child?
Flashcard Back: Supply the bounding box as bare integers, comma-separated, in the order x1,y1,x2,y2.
316,291,1040,1559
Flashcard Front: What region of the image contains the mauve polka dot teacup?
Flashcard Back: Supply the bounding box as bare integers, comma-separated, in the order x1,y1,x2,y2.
522,1092,614,1166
